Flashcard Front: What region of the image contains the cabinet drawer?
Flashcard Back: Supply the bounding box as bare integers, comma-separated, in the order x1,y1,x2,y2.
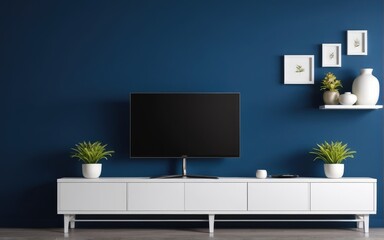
248,183,310,211
58,183,126,211
311,183,375,211
128,183,184,211
185,183,247,210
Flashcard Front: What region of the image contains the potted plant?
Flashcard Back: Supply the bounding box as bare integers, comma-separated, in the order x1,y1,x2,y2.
321,72,343,105
71,141,114,179
309,141,356,178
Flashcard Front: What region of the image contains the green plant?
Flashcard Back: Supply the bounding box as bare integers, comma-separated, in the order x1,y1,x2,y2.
320,72,342,92
71,141,114,164
309,141,356,164
296,65,305,73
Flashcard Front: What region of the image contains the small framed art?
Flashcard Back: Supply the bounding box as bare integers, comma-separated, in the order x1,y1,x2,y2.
322,44,341,67
284,55,314,84
347,30,367,55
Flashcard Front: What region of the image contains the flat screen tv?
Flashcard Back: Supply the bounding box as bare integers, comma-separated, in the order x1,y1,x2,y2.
130,93,240,178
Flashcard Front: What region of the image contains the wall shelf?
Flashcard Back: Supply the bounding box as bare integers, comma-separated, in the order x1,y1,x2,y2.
319,105,383,110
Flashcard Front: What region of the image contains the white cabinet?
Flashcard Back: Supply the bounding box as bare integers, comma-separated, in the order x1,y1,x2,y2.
57,177,376,234
58,183,126,211
128,183,184,211
311,183,375,211
248,183,310,211
185,183,247,210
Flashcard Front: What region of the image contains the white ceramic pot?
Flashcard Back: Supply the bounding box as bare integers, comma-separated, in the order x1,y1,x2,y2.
338,92,357,105
324,164,344,179
82,164,102,178
352,68,380,105
256,169,267,179
323,91,340,105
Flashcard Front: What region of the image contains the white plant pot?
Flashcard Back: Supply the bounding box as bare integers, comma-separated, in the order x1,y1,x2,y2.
352,68,380,105
324,164,344,179
82,164,102,179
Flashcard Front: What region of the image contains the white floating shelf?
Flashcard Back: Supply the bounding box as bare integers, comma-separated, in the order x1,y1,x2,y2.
319,105,383,110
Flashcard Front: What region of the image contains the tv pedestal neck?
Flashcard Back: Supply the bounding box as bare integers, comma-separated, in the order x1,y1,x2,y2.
151,157,218,179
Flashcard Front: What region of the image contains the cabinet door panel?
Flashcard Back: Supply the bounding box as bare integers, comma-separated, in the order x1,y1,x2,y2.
185,183,247,210
59,183,126,211
311,183,375,211
248,183,310,211
128,183,184,211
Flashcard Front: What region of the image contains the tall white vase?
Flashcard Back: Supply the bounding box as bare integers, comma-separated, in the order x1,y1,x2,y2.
352,68,380,105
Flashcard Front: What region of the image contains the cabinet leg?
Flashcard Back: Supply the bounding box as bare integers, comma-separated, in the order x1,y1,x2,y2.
70,215,76,229
363,215,369,233
208,214,215,233
63,215,70,233
356,215,363,229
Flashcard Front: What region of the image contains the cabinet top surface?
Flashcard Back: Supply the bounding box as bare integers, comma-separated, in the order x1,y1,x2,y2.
57,177,376,183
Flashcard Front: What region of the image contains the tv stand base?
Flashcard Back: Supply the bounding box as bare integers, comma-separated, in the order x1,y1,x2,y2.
150,157,218,179
62,214,370,234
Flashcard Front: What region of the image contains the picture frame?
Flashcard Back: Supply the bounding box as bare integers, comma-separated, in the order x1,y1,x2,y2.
284,55,314,84
322,44,341,67
347,30,368,55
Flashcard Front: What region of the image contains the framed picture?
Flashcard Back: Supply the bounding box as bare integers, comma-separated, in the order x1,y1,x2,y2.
347,30,368,55
284,55,314,84
322,44,341,67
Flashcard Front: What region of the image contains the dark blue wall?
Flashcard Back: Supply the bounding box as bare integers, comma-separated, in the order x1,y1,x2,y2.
0,0,383,227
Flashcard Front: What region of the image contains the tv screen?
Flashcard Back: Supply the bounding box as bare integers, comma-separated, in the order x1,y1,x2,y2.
130,93,240,158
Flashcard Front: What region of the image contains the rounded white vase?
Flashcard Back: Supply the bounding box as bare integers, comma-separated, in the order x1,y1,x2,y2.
352,68,380,105
82,163,102,178
256,169,267,179
339,92,357,105
324,164,344,179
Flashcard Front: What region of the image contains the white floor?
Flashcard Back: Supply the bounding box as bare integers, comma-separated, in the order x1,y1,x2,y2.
1,228,384,240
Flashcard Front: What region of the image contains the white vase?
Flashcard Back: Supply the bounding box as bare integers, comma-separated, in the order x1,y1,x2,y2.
323,91,340,105
82,164,102,178
256,169,267,179
339,92,357,105
324,164,344,179
352,68,380,105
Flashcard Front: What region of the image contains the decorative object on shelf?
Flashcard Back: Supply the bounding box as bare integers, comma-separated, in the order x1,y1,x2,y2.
322,44,341,67
284,55,314,84
352,68,380,105
256,169,267,179
323,91,340,105
338,92,357,105
347,30,368,55
70,141,114,179
320,72,342,105
309,141,356,179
